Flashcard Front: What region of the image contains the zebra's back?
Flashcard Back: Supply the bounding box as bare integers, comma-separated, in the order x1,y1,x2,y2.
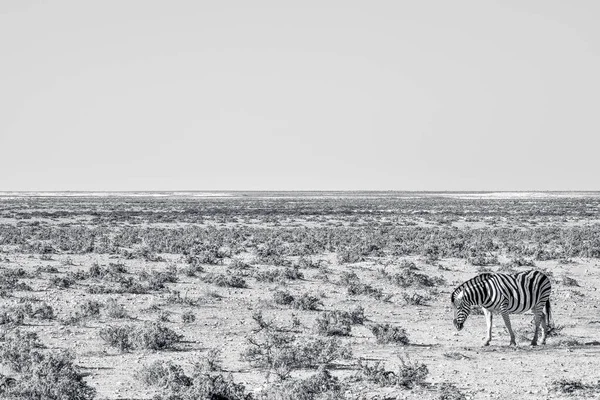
485,270,551,314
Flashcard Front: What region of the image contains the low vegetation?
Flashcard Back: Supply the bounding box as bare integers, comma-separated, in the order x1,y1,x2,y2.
1,193,599,398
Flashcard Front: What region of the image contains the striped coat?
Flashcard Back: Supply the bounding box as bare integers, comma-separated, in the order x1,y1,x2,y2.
451,270,553,346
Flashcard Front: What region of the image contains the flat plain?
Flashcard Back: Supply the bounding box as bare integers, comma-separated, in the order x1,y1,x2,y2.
1,192,599,400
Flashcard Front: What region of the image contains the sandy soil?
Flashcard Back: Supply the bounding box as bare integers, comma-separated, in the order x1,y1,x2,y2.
2,251,599,400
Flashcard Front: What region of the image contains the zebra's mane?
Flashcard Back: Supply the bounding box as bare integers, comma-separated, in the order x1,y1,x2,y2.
450,273,494,304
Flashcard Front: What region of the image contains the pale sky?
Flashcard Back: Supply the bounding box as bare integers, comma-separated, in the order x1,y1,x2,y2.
1,1,599,191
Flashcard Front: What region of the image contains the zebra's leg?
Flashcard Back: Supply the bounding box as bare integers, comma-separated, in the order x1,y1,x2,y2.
501,312,516,346
531,312,541,346
483,308,493,346
540,310,548,345
533,303,549,345
530,302,549,346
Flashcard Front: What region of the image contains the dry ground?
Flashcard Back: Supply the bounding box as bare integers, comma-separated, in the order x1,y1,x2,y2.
1,193,600,399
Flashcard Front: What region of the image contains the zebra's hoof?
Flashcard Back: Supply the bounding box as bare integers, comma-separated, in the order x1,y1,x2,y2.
483,342,490,347
530,342,538,347
509,341,516,346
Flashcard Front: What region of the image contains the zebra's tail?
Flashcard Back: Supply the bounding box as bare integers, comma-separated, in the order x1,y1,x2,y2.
545,298,555,333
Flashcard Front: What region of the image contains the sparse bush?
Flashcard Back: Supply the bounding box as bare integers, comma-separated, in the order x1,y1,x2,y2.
497,263,517,273
105,298,128,319
260,366,344,400
189,247,227,265
136,360,191,391
182,311,195,323
370,323,409,345
185,254,207,272
385,268,444,288
157,311,170,322
143,269,178,290
0,307,26,326
562,275,580,286
468,254,498,266
438,382,468,400
315,311,352,336
165,290,199,306
50,276,75,289
78,300,102,318
443,352,470,360
402,292,428,306
294,256,322,269
230,258,251,270
348,306,365,324
315,307,364,337
337,247,365,264
36,265,59,274
183,265,199,277
551,379,600,395
138,360,252,400
356,355,428,388
273,290,295,306
251,310,274,332
100,322,183,352
338,271,359,286
254,267,303,283
243,331,351,380
202,273,248,288
186,373,254,400
0,329,44,373
133,322,184,350
31,302,55,320
347,282,385,300
1,351,96,400
291,293,322,311
195,348,222,372
509,257,536,267
99,325,135,352
558,338,583,347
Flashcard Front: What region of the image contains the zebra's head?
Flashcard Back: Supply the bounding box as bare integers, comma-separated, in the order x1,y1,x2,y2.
451,290,470,331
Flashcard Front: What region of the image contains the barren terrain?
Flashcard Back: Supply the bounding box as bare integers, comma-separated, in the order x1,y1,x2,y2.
1,192,599,399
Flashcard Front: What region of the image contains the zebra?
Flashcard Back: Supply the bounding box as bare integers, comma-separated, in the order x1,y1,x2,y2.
450,270,553,346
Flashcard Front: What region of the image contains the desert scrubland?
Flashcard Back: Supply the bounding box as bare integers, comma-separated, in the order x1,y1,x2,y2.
0,192,599,399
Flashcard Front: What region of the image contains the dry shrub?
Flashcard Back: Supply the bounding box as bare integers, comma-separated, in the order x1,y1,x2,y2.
273,290,295,306
137,360,252,400
438,382,468,400
273,292,323,311
347,283,385,300
260,366,344,400
562,275,580,287
254,267,303,283
402,292,428,306
1,351,96,400
99,322,183,352
50,276,75,289
386,268,444,288
0,330,44,373
99,325,135,352
202,273,248,288
182,311,196,323
370,323,409,345
291,293,322,311
315,307,364,337
243,330,351,380
551,379,600,395
0,330,95,399
356,355,428,389
315,311,352,337
105,298,128,319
